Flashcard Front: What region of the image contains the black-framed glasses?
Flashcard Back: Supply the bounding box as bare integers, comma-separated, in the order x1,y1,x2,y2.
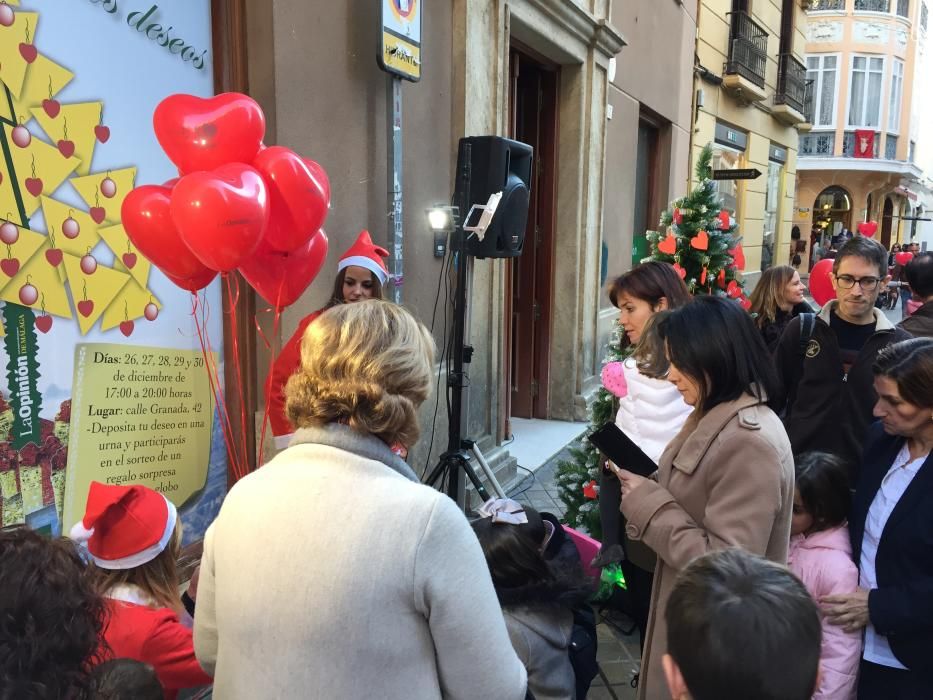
834,274,880,290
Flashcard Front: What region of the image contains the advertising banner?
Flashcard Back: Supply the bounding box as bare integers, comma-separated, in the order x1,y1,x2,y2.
0,0,226,543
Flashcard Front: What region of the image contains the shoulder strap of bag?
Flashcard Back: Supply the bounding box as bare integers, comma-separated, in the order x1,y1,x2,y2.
798,312,816,363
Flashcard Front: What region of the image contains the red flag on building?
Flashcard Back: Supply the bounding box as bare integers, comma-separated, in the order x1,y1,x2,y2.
854,130,875,158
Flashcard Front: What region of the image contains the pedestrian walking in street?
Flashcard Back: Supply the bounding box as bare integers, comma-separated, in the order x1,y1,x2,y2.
823,338,933,699
787,452,861,700
596,262,691,651
194,300,527,700
71,482,212,700
748,265,811,353
774,236,912,478
0,527,106,700
472,499,592,700
899,252,933,337
610,296,794,700
663,549,821,700
266,229,390,450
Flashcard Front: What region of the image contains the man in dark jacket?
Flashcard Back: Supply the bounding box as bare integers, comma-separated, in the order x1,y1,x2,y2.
899,252,933,338
775,237,912,478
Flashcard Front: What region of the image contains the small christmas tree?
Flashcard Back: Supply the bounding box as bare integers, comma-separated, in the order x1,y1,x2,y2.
554,143,747,538
646,143,748,305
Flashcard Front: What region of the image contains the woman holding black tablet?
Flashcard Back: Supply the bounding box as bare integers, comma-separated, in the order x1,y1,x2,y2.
611,296,795,700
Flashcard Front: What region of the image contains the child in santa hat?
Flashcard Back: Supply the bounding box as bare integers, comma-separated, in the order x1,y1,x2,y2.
266,230,390,450
70,481,212,699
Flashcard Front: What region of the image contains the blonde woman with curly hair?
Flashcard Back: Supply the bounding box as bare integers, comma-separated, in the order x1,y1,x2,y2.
194,300,528,700
748,265,811,352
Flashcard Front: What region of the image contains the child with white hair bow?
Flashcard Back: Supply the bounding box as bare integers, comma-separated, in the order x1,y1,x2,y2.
472,499,595,700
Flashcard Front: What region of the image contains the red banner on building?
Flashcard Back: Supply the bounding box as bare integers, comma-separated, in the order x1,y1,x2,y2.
854,130,875,158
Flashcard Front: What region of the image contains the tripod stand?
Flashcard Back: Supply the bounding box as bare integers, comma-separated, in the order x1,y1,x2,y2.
424,150,506,507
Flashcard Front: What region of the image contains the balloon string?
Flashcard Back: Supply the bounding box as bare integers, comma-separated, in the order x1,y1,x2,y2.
256,304,281,463
191,291,243,483
224,273,251,478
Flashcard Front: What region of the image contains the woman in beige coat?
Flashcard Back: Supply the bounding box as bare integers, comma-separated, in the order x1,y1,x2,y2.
612,297,795,700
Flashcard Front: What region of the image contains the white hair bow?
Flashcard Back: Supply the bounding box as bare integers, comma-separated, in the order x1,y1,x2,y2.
477,498,528,525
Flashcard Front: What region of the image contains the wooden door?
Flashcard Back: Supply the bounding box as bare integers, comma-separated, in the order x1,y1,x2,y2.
881,197,894,250
505,49,558,421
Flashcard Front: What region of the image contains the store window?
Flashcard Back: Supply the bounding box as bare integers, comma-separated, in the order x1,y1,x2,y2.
848,55,885,127
762,152,784,271
806,55,839,128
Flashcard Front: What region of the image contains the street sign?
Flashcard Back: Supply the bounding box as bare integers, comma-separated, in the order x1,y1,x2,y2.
711,168,762,181
379,0,422,82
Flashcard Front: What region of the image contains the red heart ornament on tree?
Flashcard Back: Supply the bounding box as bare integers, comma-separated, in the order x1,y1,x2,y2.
35,315,53,334
726,280,743,299
42,99,61,118
717,269,727,289
19,43,37,63
700,267,708,285
857,221,878,237
90,207,106,223
94,125,111,143
170,163,270,272
717,210,731,230
57,140,75,158
239,228,329,309
658,232,677,255
672,208,683,225
583,480,598,500
119,320,135,337
45,248,63,266
673,263,687,279
122,253,137,269
728,243,746,271
153,92,266,174
690,231,709,251
123,184,217,282
253,146,330,252
739,295,752,311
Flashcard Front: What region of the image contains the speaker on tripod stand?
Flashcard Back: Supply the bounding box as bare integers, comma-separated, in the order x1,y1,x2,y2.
425,136,534,508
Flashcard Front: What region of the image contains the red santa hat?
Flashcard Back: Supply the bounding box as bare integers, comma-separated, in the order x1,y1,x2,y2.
337,230,389,285
69,481,177,570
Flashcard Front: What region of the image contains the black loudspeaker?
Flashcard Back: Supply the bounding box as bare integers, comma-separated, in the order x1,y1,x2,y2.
453,136,534,259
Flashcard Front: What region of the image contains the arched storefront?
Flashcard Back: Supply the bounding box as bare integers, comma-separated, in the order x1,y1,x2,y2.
809,186,852,268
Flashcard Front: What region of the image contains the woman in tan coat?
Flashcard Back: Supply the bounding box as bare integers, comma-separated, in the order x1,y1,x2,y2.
612,296,795,700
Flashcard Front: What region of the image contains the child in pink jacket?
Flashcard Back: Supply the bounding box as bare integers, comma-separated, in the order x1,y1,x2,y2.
788,452,861,700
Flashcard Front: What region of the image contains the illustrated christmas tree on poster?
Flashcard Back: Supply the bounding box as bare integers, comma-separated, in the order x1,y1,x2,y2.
0,0,162,336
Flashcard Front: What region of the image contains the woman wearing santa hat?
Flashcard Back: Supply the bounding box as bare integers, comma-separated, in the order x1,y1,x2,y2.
266,229,390,450
70,481,212,699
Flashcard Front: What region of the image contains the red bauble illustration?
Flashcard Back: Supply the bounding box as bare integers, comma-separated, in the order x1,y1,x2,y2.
100,177,117,198
18,282,38,305
80,254,97,275
0,3,15,27
0,221,18,245
62,216,80,239
11,125,31,148
144,302,159,321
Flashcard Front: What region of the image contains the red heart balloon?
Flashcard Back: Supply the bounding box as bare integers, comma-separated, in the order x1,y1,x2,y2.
895,251,913,266
253,147,330,252
809,258,836,307
170,163,270,272
153,92,266,174
240,229,329,309
302,158,331,206
857,221,878,237
164,267,218,293
122,184,216,281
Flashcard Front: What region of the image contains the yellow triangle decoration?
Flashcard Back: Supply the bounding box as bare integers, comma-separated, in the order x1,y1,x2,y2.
69,167,136,225
39,196,101,283
0,157,19,221
5,123,80,217
100,223,150,287
0,241,73,319
31,103,101,176
10,54,74,122
101,279,162,332
62,252,130,335
0,12,39,100
0,223,46,294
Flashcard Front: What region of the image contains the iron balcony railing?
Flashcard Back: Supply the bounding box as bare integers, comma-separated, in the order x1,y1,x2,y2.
802,79,815,123
809,0,845,10
775,53,808,114
725,11,768,88
800,131,835,157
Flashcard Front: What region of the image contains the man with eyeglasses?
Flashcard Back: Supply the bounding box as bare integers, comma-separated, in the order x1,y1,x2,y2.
775,236,913,479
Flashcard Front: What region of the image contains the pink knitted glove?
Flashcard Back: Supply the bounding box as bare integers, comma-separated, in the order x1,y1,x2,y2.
601,361,628,398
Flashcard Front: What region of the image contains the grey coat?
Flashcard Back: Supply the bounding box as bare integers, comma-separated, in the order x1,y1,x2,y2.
504,606,576,700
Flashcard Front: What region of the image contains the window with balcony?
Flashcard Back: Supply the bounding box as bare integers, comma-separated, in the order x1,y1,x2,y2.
888,59,904,132
848,56,885,127
800,131,835,156
810,0,845,9
725,10,768,87
807,55,838,127
855,0,890,11
897,0,911,16
885,135,898,159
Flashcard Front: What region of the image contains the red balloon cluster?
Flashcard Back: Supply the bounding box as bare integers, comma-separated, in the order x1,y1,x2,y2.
122,92,330,308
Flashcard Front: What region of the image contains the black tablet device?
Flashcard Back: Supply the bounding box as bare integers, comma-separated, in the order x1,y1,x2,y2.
587,422,658,478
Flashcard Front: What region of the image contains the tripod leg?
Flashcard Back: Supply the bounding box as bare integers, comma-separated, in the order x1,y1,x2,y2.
470,444,507,498
425,457,450,488
458,455,490,502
